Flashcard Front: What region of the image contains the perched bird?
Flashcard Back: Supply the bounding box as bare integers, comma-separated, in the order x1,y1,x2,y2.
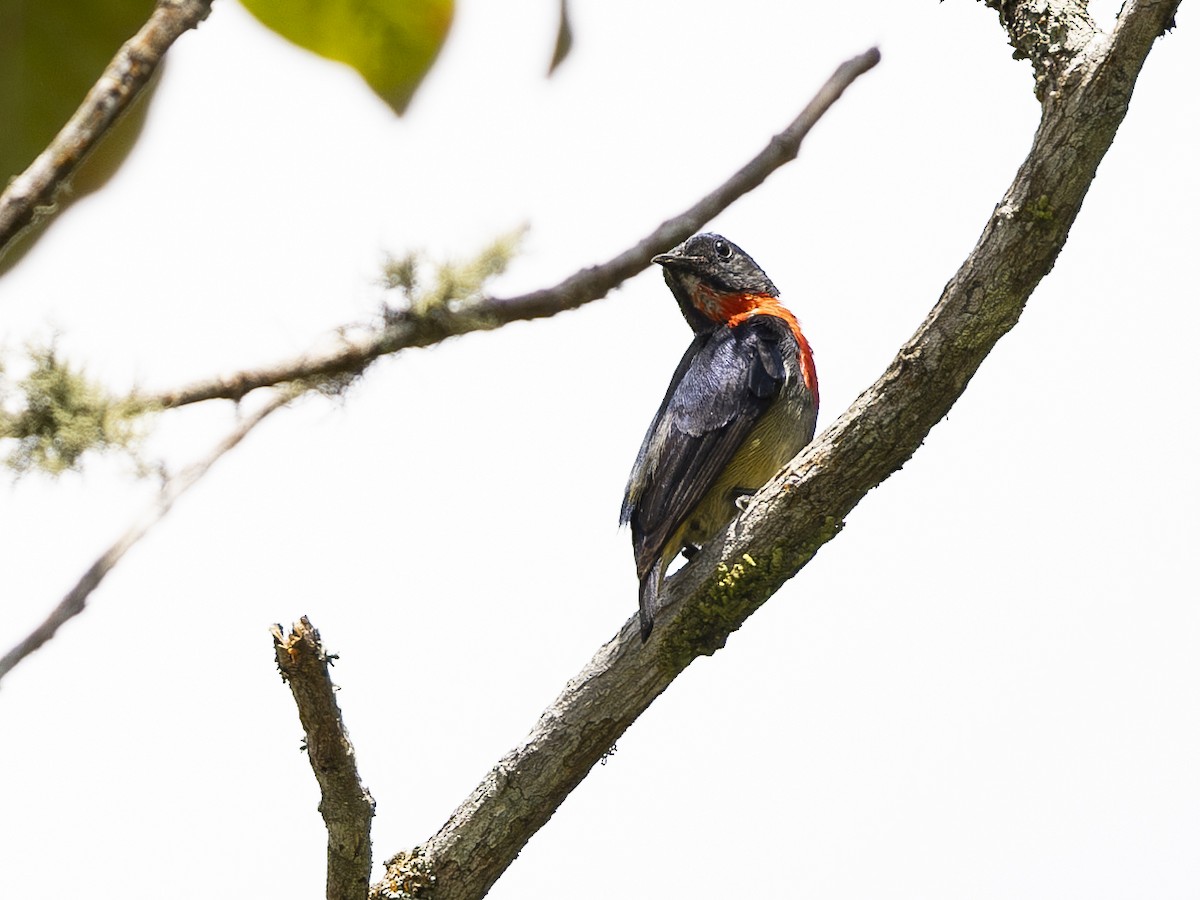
620,233,818,641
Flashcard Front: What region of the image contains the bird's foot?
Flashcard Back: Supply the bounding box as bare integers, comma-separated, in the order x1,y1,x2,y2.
733,488,756,513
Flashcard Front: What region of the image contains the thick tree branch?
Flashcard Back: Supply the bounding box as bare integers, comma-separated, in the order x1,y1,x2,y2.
273,617,375,900
0,0,213,260
370,3,1179,897
142,48,883,411
659,0,1183,658
0,392,291,684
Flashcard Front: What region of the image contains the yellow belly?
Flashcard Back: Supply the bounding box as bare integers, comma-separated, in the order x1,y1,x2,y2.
659,392,810,573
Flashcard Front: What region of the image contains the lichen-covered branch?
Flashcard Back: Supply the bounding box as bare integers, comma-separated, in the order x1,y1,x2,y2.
371,3,1179,897
0,391,292,683
273,618,375,900
143,47,883,411
981,0,1099,100
0,0,213,260
371,627,668,900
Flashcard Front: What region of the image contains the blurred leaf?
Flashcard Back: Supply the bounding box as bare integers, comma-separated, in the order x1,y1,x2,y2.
0,0,154,185
548,0,572,76
239,0,454,114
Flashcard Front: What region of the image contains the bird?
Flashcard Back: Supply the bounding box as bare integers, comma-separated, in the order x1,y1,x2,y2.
620,233,818,641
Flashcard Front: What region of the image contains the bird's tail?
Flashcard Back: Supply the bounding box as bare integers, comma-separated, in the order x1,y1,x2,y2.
638,559,664,642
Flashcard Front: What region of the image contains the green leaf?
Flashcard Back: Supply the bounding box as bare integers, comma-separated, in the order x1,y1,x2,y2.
0,0,155,186
238,0,454,114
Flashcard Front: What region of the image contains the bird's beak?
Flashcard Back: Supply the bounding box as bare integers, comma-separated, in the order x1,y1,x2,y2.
651,249,702,269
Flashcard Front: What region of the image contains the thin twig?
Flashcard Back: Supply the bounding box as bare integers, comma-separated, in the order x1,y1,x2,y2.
0,0,214,260
273,617,375,900
0,392,291,684
144,47,883,411
370,3,1180,894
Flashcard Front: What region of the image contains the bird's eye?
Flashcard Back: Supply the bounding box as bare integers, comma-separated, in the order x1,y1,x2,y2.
713,239,732,259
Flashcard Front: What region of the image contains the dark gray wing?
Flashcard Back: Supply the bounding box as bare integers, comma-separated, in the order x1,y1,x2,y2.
622,316,795,579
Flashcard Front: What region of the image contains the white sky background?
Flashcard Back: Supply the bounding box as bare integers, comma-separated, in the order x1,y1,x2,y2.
2,0,1198,897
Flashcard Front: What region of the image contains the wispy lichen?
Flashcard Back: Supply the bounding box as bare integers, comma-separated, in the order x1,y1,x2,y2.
381,226,527,320
0,344,149,477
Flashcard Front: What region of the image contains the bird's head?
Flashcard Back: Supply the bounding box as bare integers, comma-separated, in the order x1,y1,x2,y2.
652,233,780,332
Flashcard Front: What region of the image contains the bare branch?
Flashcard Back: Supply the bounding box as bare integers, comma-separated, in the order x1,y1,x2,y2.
370,4,1179,896
273,617,375,900
0,392,291,684
143,47,883,411
0,0,214,260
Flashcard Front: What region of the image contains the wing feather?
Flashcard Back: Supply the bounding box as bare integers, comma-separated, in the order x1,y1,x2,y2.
622,316,795,578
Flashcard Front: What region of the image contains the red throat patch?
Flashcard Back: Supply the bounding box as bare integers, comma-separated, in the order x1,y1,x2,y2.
693,287,819,407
